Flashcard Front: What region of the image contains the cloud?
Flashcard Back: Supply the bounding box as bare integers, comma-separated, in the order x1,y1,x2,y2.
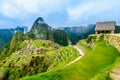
0,1,20,18
67,0,120,24
0,0,73,28
0,0,69,19
0,0,120,28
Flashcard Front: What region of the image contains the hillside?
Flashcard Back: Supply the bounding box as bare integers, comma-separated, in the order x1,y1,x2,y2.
0,23,119,49
52,30,69,46
21,34,120,80
60,25,95,44
115,25,120,33
0,31,30,60
0,17,120,80
0,36,79,80
27,17,69,46
0,29,14,49
0,27,27,49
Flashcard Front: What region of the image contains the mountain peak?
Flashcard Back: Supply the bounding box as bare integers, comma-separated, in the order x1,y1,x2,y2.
35,17,45,24
37,17,44,21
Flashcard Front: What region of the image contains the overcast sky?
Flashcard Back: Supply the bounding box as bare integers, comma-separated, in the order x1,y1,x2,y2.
0,0,120,29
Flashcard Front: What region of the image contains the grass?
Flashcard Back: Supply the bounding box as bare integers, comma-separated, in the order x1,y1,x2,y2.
21,40,120,80
0,39,80,80
91,55,120,80
47,46,79,71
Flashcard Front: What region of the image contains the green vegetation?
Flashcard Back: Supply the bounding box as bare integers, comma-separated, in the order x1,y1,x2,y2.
0,38,79,80
27,17,70,46
53,30,69,46
21,35,120,80
91,54,120,80
0,31,30,60
1,32,120,80
115,26,120,33
0,29,14,48
47,46,79,70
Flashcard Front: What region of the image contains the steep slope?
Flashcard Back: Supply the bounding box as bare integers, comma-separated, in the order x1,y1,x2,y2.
0,39,59,80
0,38,79,80
0,31,29,60
27,17,70,46
0,29,14,49
60,25,95,44
0,27,26,49
52,30,69,46
21,35,120,80
115,25,120,33
60,25,120,45
27,17,53,40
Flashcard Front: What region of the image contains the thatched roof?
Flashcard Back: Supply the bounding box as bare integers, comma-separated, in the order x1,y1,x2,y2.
95,21,116,31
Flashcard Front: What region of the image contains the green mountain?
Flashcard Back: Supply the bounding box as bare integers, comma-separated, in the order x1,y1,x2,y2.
115,25,120,33
0,27,27,49
0,38,79,80
0,23,120,49
27,17,69,46
21,34,120,80
0,31,29,60
52,29,69,46
27,17,53,40
0,17,120,80
60,25,120,45
0,30,120,80
0,29,14,49
0,17,77,80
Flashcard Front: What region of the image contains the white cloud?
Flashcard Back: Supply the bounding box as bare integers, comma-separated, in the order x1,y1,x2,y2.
67,0,120,24
0,0,69,19
67,3,94,21
0,2,20,18
0,0,120,28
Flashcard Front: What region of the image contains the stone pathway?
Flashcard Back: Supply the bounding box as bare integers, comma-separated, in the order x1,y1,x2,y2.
66,46,84,66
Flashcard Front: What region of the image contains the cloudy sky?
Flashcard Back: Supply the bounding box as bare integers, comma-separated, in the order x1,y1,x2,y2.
0,0,120,28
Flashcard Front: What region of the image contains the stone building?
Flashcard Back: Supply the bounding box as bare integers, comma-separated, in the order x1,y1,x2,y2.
95,21,116,34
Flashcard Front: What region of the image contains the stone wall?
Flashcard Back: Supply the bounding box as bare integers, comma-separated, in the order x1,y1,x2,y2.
104,34,120,52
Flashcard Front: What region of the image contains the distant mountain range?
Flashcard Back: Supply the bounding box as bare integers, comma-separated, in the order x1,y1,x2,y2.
0,27,27,49
59,25,96,44
0,17,120,49
0,29,14,48
27,17,70,46
0,17,120,80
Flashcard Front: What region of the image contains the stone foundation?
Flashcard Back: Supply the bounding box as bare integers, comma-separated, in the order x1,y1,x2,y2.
104,34,120,52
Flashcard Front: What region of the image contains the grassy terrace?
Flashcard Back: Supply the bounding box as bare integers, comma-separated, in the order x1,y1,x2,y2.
21,37,120,80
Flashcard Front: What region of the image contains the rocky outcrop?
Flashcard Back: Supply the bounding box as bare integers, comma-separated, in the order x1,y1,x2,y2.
28,17,53,41
27,17,70,46
104,34,120,52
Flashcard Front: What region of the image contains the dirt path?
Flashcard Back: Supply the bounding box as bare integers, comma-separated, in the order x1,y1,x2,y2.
66,46,84,66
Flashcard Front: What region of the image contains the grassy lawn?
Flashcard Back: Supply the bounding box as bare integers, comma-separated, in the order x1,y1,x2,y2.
21,41,120,80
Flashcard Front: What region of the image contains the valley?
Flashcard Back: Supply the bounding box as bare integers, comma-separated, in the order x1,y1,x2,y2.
0,17,120,80
21,34,120,80
0,0,120,80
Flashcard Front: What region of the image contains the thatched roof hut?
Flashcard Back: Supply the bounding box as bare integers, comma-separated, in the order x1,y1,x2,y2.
95,21,115,31
95,21,116,34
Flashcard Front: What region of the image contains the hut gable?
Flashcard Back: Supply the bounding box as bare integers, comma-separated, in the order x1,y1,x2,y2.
95,21,115,31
